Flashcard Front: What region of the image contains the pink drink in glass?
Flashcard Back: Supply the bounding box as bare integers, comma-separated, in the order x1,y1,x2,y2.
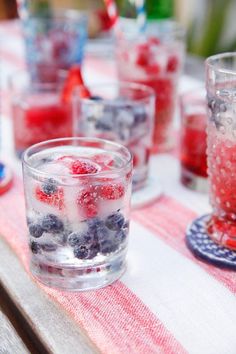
206,53,236,249
22,138,132,290
180,90,207,191
11,80,72,157
116,20,185,153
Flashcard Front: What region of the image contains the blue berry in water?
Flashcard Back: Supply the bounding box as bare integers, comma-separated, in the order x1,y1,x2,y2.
96,225,110,242
95,113,113,131
42,178,58,195
90,95,102,101
134,106,147,124
100,239,118,254
30,241,41,254
123,221,129,230
74,245,90,259
88,217,104,231
115,229,127,244
29,223,44,238
87,242,100,259
41,214,64,234
105,212,125,231
68,231,93,247
41,243,57,252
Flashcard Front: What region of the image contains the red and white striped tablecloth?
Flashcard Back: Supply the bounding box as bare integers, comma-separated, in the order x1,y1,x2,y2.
1,20,236,354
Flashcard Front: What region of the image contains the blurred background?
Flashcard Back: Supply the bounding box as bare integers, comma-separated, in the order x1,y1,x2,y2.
0,0,235,58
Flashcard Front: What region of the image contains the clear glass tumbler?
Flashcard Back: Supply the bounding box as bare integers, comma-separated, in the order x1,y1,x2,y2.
10,72,72,158
180,89,208,192
23,10,87,83
206,53,236,249
73,82,155,191
116,19,185,153
22,137,132,290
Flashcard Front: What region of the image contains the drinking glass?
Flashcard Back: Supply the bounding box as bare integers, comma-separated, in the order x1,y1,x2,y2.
206,52,236,249
22,137,132,290
10,72,72,158
73,82,155,191
23,10,87,83
180,89,208,192
116,19,185,153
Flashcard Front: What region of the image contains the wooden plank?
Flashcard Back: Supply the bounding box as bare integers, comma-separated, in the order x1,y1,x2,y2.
0,237,99,354
0,309,29,354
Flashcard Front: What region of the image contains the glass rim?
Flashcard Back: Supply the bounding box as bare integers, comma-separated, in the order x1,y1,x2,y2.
118,18,185,40
8,70,68,91
27,8,87,22
73,81,156,104
22,137,133,178
205,52,236,76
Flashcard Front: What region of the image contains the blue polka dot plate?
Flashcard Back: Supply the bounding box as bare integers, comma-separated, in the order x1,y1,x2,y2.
186,214,236,270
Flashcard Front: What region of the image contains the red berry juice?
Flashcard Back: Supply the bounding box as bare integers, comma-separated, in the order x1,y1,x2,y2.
12,93,72,157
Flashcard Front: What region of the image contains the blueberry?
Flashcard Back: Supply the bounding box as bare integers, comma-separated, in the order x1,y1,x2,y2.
100,239,118,254
41,214,64,234
87,242,100,259
29,223,44,238
115,229,127,244
41,243,57,252
133,105,147,124
105,212,125,231
96,226,110,242
87,217,104,231
123,221,129,231
68,231,93,247
90,95,102,101
95,113,113,131
30,241,41,254
74,245,90,259
42,178,58,195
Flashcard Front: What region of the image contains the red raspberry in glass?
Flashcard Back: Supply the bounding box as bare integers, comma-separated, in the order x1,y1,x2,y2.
167,55,179,72
35,185,65,211
145,63,161,75
71,159,99,175
100,183,125,200
148,37,161,46
77,187,99,218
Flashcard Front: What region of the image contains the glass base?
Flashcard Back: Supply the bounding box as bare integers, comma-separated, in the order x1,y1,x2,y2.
131,175,163,209
186,214,236,270
31,251,126,291
181,167,208,193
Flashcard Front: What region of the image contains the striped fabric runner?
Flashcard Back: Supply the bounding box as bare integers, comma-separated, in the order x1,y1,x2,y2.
1,21,236,354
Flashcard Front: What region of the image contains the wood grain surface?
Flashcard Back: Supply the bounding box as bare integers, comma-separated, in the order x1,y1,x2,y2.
0,309,29,354
0,237,99,354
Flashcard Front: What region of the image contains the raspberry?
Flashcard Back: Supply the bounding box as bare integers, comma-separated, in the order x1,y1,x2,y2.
167,55,179,72
148,37,161,46
145,63,161,75
100,183,125,200
136,51,149,67
71,159,99,175
35,185,65,210
77,187,99,218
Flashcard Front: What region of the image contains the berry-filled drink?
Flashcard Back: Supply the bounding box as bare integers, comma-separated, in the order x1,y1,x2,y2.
73,83,155,191
11,78,72,158
116,20,185,152
22,138,132,290
206,53,236,249
180,90,207,191
23,11,87,83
